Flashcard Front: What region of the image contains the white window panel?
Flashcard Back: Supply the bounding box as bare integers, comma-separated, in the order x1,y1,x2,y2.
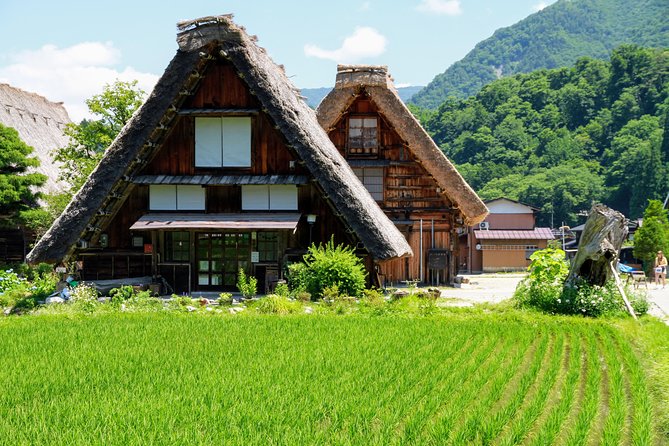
177,185,205,210
269,185,298,210
353,168,384,201
150,185,177,210
195,117,223,167
242,185,269,210
222,117,251,167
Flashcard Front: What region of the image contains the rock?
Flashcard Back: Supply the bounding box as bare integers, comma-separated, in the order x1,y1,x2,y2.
186,305,197,312
46,296,65,304
120,303,126,312
304,306,313,314
206,307,213,312
3,307,12,315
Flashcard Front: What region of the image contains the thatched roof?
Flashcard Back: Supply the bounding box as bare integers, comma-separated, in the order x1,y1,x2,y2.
317,65,488,226
27,15,412,265
0,84,70,194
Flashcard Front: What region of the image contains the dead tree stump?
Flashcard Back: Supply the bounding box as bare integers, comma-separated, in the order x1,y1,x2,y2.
565,204,628,287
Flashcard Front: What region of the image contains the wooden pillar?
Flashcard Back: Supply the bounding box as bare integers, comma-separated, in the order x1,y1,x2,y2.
151,231,158,277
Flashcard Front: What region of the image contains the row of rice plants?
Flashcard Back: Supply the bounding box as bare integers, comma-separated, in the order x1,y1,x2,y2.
418,328,534,443
448,329,551,444
527,330,582,446
496,331,566,445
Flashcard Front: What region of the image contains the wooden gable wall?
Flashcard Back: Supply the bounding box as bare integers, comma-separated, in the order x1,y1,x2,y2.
142,61,303,177
326,95,454,214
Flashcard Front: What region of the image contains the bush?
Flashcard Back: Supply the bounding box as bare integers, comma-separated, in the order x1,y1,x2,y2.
290,238,367,300
273,282,290,298
515,247,644,317
236,269,257,298
218,292,233,305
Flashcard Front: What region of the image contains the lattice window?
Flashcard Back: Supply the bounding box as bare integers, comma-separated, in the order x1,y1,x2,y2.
352,167,383,201
347,117,378,155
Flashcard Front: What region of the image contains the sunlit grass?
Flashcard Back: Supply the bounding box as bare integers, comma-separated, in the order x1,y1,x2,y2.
0,312,663,445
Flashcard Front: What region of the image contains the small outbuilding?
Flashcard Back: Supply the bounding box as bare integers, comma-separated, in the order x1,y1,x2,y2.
460,198,554,273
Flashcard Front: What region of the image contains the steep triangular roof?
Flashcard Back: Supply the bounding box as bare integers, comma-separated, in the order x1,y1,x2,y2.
27,15,411,264
0,84,71,194
317,65,488,226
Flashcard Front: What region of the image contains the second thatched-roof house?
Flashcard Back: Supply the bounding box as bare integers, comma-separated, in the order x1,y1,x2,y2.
27,15,411,293
317,65,488,284
0,83,70,195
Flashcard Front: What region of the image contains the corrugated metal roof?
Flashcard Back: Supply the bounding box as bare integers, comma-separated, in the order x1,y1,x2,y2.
130,213,302,230
474,227,554,240
132,175,309,185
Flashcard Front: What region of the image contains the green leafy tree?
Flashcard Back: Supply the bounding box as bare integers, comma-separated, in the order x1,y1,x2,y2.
0,124,46,225
633,200,669,271
54,80,145,193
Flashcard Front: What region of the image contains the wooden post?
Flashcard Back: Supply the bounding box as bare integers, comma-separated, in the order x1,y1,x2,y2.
609,262,637,319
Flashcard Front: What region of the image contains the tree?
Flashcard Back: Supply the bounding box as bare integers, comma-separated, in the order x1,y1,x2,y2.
54,80,145,193
0,124,46,224
633,199,669,271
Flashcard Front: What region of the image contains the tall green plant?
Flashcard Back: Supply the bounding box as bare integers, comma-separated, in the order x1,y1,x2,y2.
294,238,367,299
236,268,257,298
633,199,669,271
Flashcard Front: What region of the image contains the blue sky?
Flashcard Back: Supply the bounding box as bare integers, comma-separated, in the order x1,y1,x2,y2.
0,0,555,121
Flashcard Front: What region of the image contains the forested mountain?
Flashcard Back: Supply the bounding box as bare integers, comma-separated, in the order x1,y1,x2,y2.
411,0,669,109
301,86,423,108
421,45,669,226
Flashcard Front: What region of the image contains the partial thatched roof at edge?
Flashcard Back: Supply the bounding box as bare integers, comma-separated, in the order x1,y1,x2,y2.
316,65,488,226
0,84,71,194
27,15,412,264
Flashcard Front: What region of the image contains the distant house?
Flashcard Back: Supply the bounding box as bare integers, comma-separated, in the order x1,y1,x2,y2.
317,65,487,285
0,83,70,195
27,15,411,293
460,198,553,273
0,84,71,262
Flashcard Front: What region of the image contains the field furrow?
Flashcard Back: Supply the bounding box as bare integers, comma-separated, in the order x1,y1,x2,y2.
495,331,565,446
447,329,552,445
525,330,582,446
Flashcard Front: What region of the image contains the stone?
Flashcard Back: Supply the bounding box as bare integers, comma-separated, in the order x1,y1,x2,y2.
186,305,197,312
45,296,65,304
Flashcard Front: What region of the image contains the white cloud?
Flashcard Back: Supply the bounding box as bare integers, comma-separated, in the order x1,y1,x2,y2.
304,27,387,63
360,1,372,11
532,1,548,11
416,0,462,15
0,42,159,122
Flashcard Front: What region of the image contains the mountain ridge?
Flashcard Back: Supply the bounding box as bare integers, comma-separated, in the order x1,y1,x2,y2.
411,0,669,109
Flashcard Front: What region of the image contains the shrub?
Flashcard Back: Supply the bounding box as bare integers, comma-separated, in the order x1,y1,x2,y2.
515,247,644,317
109,285,135,305
218,292,233,305
292,238,367,300
255,294,299,315
514,248,570,313
236,269,257,298
273,282,290,298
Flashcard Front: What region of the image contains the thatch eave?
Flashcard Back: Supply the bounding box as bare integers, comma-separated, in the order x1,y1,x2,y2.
26,50,201,264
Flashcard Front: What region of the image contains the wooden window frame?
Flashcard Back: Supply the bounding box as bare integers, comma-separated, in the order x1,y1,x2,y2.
347,115,379,157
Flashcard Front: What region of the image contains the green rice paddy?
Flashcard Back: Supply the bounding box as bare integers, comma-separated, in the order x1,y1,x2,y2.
0,312,664,445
